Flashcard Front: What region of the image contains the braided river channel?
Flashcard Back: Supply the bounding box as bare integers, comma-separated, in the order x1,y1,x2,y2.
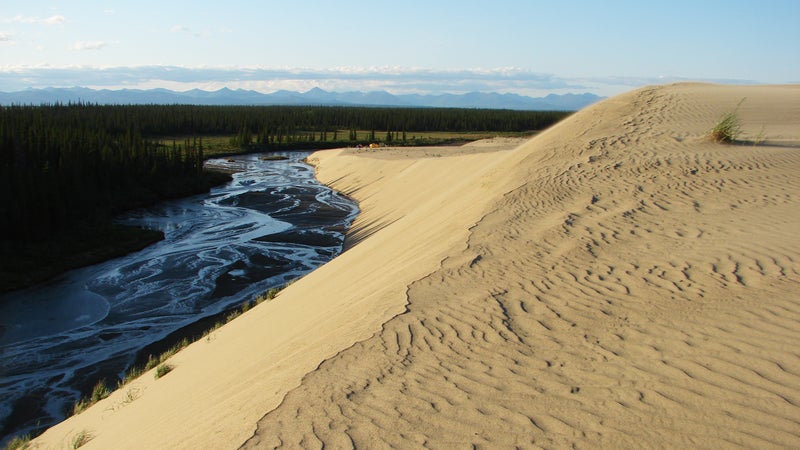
0,152,358,441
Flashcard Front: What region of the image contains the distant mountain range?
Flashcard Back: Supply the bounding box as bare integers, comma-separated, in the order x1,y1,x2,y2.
0,86,603,111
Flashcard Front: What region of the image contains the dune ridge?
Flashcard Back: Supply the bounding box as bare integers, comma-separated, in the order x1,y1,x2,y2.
29,121,522,448
31,83,800,449
242,83,800,449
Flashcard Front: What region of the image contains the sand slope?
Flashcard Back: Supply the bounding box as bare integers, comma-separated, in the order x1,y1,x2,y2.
242,84,800,449
32,83,800,449
30,137,522,447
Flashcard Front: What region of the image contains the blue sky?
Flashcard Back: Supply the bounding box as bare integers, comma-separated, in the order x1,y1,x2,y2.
1,0,798,96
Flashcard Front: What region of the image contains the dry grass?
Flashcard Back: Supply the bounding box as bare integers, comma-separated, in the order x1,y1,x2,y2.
71,430,92,449
710,98,745,142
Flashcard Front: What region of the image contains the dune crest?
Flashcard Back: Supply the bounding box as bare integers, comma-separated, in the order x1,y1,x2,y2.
243,84,800,449
32,83,800,449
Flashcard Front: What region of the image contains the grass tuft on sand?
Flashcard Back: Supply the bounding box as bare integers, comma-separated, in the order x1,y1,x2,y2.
71,430,92,449
710,98,745,143
2,434,31,450
155,364,174,379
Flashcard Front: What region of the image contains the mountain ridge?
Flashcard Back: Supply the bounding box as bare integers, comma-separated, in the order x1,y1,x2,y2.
0,87,603,110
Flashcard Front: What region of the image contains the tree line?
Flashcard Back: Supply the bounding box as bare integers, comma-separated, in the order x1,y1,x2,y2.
48,103,569,135
1,103,569,242
0,104,222,241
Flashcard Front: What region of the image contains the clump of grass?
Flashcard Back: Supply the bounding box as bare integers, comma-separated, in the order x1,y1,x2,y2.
154,364,173,379
710,98,745,143
124,387,140,403
72,380,110,415
240,299,253,313
201,285,288,342
225,309,241,323
72,398,90,416
753,124,766,146
144,354,159,371
91,380,110,403
255,286,283,304
119,336,190,385
153,338,186,364
120,364,144,386
3,434,31,450
71,430,92,449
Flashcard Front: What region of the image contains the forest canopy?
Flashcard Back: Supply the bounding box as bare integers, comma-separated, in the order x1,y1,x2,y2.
1,103,569,240
0,103,569,292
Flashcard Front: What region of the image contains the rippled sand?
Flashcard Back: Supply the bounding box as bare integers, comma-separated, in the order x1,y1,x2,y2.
33,84,800,449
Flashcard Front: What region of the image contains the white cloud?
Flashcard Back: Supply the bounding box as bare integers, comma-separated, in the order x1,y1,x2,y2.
8,15,36,24
43,15,66,25
170,25,206,38
7,14,66,25
0,32,11,42
72,41,108,51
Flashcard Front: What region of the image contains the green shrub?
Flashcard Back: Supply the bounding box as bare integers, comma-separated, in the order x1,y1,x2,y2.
710,98,745,143
144,354,159,371
155,364,173,379
90,380,110,403
72,380,110,415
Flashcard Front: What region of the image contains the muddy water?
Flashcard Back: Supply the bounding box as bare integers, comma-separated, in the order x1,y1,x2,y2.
0,152,358,441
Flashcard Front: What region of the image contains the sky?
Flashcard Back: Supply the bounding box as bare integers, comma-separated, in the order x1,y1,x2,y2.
0,0,798,97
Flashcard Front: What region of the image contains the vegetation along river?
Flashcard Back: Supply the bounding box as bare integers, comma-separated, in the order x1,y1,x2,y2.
0,151,358,442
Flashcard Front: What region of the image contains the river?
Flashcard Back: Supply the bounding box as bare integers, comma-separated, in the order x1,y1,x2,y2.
0,151,358,442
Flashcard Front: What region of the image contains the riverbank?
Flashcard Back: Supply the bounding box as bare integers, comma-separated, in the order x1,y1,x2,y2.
1,152,358,445
31,83,800,449
0,171,231,295
0,224,163,296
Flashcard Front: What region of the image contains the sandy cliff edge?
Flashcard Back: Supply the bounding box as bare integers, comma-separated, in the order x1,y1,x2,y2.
32,83,800,449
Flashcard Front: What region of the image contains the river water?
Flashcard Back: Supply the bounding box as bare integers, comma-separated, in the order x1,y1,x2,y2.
0,152,358,441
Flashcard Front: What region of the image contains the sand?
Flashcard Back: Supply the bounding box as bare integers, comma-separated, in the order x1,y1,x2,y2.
31,83,800,449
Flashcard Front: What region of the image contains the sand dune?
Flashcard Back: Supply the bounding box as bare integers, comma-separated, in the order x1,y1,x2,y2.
32,83,800,449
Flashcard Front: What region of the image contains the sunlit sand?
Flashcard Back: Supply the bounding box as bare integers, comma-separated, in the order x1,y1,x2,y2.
33,83,800,449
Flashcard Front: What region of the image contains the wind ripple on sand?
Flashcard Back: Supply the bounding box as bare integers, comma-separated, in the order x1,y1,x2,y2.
242,84,800,448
